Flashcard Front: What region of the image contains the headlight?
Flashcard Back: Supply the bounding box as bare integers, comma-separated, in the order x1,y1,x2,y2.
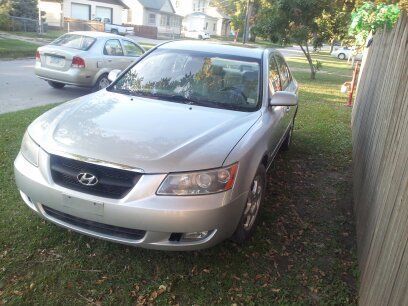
157,163,238,196
21,132,39,167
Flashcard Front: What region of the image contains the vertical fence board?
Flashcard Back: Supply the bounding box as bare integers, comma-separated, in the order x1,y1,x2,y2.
351,13,408,305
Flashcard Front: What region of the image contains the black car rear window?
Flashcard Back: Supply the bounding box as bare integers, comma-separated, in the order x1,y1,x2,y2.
51,34,96,51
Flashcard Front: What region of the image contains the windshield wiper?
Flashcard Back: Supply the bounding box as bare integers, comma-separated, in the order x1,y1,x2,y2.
145,93,202,105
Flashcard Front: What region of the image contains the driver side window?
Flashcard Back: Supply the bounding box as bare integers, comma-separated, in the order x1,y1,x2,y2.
269,55,282,93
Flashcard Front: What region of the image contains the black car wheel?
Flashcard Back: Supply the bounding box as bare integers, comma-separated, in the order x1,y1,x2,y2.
48,81,65,89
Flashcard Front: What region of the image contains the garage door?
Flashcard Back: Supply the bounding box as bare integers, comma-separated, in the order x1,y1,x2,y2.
96,6,113,23
71,3,90,20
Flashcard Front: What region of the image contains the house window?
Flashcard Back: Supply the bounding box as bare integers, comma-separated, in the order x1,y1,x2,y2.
193,4,196,11
213,23,216,32
148,13,156,25
175,0,180,7
205,22,208,30
127,9,132,23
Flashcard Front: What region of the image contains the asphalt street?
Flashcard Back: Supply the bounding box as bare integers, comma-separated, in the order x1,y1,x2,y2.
0,58,90,114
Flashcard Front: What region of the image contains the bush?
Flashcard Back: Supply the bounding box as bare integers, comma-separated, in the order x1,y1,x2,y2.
0,12,10,30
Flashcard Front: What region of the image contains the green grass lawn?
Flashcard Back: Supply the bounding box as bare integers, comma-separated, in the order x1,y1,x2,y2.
0,53,358,304
0,38,38,59
6,30,66,41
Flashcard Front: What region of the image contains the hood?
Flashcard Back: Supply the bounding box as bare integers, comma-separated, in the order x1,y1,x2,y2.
28,91,261,173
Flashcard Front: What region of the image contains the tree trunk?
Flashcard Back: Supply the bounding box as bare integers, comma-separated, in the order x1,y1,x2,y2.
330,39,335,54
299,43,316,80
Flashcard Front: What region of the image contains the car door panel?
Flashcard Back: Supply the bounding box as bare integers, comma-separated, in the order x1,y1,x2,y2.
102,39,128,70
266,53,286,159
274,53,297,135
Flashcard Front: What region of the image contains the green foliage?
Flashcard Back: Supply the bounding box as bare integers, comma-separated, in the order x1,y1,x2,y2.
8,0,38,19
314,59,323,71
349,2,400,45
0,0,11,30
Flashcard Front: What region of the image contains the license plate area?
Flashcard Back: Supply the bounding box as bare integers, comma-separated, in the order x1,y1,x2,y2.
61,194,104,217
45,55,66,68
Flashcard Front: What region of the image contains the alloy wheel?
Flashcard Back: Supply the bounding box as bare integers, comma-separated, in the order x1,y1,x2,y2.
98,77,110,89
243,175,263,230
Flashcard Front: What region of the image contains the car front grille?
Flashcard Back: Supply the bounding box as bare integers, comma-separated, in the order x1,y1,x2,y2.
43,206,146,241
50,154,142,199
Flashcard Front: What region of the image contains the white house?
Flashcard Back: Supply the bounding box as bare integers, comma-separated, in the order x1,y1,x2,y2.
172,0,231,37
122,0,182,38
39,0,128,27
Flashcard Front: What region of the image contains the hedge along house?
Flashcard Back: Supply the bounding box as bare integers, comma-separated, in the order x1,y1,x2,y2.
122,0,182,38
38,0,129,28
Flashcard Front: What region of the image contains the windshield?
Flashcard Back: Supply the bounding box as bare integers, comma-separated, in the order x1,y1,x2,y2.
109,49,262,111
51,34,96,51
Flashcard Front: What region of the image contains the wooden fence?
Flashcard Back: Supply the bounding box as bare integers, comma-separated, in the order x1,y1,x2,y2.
123,24,158,39
352,13,408,305
63,18,104,32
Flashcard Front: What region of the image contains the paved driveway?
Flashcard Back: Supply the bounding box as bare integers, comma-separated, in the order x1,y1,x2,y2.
0,58,90,114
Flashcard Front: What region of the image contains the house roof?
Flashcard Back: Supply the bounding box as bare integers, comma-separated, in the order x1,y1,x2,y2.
185,12,217,20
137,0,175,13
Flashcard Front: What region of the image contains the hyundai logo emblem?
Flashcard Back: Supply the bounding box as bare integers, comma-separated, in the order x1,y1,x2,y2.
77,172,99,186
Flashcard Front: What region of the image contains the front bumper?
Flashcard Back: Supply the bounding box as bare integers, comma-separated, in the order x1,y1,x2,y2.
14,150,247,250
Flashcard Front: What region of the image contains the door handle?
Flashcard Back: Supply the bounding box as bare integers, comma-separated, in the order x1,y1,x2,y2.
285,106,290,113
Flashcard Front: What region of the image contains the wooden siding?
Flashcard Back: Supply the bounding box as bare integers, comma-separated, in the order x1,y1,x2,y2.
351,13,408,305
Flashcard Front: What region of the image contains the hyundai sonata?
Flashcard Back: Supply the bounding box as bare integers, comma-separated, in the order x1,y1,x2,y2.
15,41,298,250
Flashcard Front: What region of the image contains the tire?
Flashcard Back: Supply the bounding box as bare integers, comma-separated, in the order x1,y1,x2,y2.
198,35,203,40
111,29,119,35
231,164,266,244
48,81,65,89
338,53,346,60
280,124,294,151
93,74,110,92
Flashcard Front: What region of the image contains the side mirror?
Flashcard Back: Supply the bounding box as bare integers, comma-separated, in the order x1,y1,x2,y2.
108,69,121,82
269,91,298,106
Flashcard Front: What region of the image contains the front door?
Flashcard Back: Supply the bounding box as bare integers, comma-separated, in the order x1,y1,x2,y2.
265,53,286,161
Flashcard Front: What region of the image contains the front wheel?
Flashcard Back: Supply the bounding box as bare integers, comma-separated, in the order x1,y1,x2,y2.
48,81,65,89
231,164,266,244
93,74,110,92
338,53,346,60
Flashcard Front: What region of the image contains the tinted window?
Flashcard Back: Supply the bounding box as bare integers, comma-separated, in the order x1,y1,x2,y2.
122,40,143,57
111,49,261,112
104,39,124,56
51,34,95,50
269,55,281,92
274,54,291,90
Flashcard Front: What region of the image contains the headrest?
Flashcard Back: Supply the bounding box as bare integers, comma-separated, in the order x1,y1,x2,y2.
243,71,258,82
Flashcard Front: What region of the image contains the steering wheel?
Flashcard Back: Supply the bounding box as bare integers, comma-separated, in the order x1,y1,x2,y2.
220,86,247,104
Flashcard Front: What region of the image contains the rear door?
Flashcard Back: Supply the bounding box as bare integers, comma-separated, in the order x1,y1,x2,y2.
102,39,129,70
274,53,297,135
121,39,144,66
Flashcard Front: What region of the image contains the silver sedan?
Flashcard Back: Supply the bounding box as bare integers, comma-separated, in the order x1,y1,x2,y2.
15,41,298,250
35,31,145,91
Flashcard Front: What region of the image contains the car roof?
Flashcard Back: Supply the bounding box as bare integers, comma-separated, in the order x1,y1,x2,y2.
157,41,268,59
65,31,124,39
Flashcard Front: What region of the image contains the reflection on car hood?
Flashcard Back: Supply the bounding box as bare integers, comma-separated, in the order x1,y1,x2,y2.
28,91,261,173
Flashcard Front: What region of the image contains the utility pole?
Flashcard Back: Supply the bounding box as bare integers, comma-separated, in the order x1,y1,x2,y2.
243,0,250,44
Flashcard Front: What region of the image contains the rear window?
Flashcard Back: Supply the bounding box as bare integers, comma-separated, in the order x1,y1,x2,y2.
51,34,96,51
